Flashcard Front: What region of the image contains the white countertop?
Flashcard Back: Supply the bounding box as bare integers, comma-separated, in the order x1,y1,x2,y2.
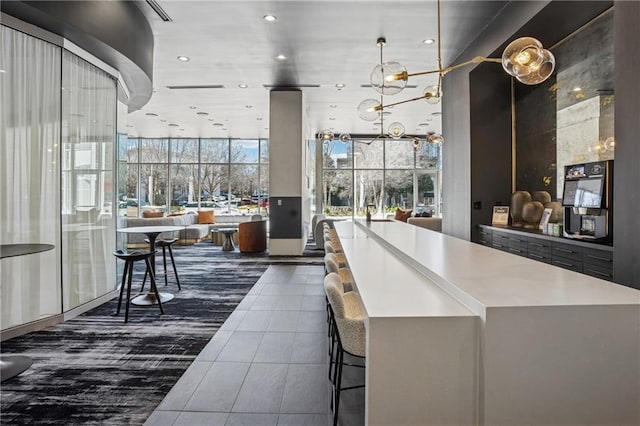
336,220,639,314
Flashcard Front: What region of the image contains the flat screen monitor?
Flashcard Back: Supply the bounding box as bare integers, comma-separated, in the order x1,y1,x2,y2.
562,180,579,206
574,177,604,208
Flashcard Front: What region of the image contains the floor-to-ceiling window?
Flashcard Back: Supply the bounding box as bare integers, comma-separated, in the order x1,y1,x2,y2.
119,138,269,217
321,137,442,218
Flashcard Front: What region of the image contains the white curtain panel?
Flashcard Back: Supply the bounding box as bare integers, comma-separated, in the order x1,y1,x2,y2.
1,26,62,329
61,50,116,311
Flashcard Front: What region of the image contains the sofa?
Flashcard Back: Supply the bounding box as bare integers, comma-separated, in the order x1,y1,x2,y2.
118,212,260,247
406,216,442,232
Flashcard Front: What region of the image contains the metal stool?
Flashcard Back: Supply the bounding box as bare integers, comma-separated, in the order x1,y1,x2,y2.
113,250,163,323
142,238,181,290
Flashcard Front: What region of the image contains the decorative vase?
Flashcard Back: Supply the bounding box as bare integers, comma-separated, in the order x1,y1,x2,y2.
522,201,545,229
510,191,532,227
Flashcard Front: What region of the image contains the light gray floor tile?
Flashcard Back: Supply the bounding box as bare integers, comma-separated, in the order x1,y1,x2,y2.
184,362,250,412
280,364,329,414
173,411,228,426
296,311,327,333
219,310,248,331
253,332,295,363
236,295,258,310
197,330,234,361
232,363,288,413
246,283,265,296
236,310,272,332
300,295,326,311
225,413,279,426
290,333,327,364
277,414,329,426
303,285,325,296
144,410,180,426
157,361,213,410
274,295,304,311
261,284,307,296
250,295,281,311
267,311,300,332
216,331,264,362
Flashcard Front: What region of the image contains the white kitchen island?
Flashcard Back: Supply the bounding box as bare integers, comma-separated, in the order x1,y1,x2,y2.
334,220,640,426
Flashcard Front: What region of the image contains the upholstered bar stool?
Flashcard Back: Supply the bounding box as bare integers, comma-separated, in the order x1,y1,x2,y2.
324,272,366,426
324,241,347,267
142,238,181,290
324,253,354,292
113,250,164,323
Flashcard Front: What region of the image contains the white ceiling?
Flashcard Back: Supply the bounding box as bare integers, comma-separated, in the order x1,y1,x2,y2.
127,0,507,140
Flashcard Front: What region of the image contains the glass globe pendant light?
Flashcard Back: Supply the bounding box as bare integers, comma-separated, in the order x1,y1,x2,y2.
339,133,352,143
501,37,556,85
388,122,406,139
423,85,441,104
318,129,334,141
357,98,382,121
427,132,444,144
371,61,408,95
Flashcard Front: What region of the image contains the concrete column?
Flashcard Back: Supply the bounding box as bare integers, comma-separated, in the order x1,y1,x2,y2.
268,90,308,255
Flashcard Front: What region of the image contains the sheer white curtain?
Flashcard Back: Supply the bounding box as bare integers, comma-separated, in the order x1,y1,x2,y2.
1,26,62,329
61,51,116,310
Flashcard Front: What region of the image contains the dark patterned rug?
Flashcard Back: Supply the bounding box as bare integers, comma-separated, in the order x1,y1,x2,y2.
0,241,323,425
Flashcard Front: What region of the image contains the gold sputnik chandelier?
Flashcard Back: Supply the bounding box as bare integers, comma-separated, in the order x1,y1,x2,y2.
357,0,556,123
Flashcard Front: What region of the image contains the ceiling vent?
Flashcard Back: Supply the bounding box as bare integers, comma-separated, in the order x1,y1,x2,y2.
146,0,172,22
262,84,321,89
167,85,225,90
360,84,418,89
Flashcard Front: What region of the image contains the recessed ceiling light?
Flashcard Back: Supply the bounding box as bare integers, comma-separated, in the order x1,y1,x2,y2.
257,118,263,121
423,38,436,45
276,54,287,61
419,123,430,126
197,112,209,116
263,15,277,22
245,105,253,108
126,124,133,128
431,112,442,116
213,123,224,126
264,128,269,130
208,118,215,121
329,104,337,108
189,106,197,109
168,123,179,127
238,83,248,88
145,112,158,116
160,119,167,122
573,86,582,92
222,128,227,130
179,128,185,131
335,83,345,89
329,117,336,120
177,56,190,62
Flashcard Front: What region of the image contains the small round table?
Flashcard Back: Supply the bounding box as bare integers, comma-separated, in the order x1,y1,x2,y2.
1,243,54,382
217,228,239,251
117,226,183,305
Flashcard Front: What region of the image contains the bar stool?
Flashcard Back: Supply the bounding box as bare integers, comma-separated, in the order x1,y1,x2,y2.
324,241,347,267
324,253,354,292
113,250,164,323
324,272,365,426
142,238,181,291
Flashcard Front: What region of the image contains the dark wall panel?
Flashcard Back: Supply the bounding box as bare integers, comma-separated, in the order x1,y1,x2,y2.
613,1,640,289
470,63,513,242
269,197,302,239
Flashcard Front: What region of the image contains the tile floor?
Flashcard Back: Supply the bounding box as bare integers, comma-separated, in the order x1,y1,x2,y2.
144,264,364,426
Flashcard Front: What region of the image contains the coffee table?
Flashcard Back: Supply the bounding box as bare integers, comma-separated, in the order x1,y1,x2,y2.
215,227,239,251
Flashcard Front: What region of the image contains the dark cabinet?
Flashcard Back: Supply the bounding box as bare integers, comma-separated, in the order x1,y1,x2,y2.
476,225,613,281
